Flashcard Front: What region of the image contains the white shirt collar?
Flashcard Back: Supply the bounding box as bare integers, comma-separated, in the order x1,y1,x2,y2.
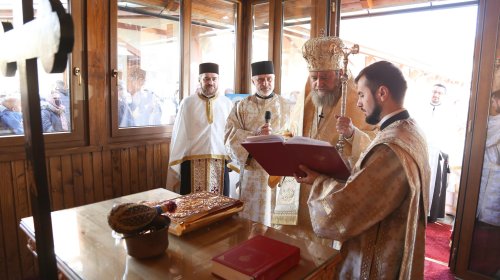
378,108,406,127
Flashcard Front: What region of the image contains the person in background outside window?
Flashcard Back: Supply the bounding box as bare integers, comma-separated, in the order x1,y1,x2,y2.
224,61,292,226
167,63,233,195
477,89,500,226
296,61,430,279
127,66,162,126
117,80,134,127
54,80,70,121
41,90,69,132
0,96,24,135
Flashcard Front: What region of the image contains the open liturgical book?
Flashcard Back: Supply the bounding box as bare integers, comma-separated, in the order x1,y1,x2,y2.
211,235,300,280
241,135,351,181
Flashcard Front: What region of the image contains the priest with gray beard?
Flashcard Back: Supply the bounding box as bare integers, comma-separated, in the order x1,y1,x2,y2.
271,36,377,252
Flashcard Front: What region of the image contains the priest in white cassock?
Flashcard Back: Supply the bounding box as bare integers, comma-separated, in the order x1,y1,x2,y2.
167,63,233,196
271,36,376,247
224,61,292,226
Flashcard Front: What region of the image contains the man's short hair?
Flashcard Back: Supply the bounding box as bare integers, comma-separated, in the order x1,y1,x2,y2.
355,61,407,104
433,83,447,94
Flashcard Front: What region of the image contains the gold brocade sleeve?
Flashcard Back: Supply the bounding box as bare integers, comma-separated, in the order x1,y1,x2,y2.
308,145,408,242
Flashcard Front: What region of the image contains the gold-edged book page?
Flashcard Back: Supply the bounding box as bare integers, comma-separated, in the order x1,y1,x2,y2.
143,192,244,236
168,204,244,236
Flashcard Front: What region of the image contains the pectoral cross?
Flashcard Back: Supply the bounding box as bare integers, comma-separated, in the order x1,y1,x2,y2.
0,1,73,279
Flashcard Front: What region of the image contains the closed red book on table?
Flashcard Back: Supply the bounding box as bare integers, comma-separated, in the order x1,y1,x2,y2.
241,135,350,180
211,235,300,280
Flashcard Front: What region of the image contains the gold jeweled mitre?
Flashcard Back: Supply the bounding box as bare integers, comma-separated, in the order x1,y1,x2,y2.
302,36,345,71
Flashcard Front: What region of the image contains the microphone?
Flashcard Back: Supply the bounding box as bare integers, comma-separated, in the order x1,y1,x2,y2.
265,111,271,124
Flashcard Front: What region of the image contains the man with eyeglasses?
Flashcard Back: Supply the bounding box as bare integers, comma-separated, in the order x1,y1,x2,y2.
225,60,292,226
168,63,233,196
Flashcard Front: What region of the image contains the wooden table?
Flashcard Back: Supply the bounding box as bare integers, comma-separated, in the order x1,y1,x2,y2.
20,188,340,279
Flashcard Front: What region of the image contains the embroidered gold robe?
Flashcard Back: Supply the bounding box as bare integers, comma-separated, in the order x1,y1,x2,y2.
167,92,233,194
308,117,430,279
224,94,291,226
272,84,376,247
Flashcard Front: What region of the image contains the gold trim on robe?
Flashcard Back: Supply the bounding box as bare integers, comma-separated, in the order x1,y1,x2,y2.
167,92,233,192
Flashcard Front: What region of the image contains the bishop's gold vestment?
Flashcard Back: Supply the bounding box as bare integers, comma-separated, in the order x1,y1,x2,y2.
272,85,376,247
308,114,430,279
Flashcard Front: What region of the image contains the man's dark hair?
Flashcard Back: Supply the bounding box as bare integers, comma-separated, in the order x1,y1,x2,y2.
354,61,407,104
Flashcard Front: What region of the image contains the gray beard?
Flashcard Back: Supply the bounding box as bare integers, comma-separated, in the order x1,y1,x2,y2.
311,89,341,108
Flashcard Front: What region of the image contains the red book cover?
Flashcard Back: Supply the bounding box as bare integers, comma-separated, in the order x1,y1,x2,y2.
211,235,300,280
241,135,350,180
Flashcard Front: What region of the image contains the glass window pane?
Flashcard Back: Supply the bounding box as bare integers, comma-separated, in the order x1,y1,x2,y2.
0,1,72,136
252,2,269,62
191,0,236,95
281,0,311,104
116,1,180,127
251,2,269,95
469,18,500,278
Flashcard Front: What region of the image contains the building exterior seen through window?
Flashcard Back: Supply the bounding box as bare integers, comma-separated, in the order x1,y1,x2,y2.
116,1,181,128
190,0,237,97
251,2,270,95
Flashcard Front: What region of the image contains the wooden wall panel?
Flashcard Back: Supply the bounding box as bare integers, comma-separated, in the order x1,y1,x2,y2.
49,157,64,211
72,154,85,207
12,161,36,278
0,162,21,279
102,150,114,200
129,147,139,194
0,142,170,280
91,151,105,202
0,163,10,280
62,155,75,208
82,153,95,203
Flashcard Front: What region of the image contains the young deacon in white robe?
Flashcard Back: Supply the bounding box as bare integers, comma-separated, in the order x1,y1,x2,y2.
271,36,376,247
224,61,292,226
168,63,233,195
296,61,430,279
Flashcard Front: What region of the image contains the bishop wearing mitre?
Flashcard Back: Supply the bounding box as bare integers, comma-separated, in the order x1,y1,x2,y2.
271,36,377,247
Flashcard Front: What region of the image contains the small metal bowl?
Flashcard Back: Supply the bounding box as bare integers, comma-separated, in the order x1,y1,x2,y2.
123,215,170,259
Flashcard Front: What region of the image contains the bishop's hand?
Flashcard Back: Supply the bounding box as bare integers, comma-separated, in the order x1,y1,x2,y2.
335,115,354,139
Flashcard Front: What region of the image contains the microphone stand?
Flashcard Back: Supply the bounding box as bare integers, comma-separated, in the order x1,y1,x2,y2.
336,44,359,156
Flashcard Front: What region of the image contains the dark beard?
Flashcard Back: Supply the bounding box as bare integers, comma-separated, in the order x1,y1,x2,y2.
366,102,382,125
311,88,341,108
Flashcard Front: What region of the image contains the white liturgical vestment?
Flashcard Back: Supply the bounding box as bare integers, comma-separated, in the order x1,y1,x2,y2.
167,92,233,192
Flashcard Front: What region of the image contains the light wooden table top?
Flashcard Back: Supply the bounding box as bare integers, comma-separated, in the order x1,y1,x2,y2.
20,188,339,279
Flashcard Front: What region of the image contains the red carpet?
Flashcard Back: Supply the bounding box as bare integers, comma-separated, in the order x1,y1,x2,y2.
425,222,454,280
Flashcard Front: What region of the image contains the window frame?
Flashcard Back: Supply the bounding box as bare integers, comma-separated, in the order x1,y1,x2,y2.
0,0,87,152
108,0,243,142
